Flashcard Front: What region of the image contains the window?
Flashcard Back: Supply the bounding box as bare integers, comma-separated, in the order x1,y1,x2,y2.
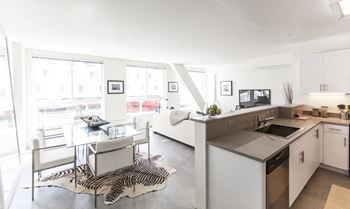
126,66,164,113
32,56,103,127
179,71,206,110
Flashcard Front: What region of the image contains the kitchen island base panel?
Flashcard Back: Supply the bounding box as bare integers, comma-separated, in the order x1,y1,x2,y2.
208,145,266,209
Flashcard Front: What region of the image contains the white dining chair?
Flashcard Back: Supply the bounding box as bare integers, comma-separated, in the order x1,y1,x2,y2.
31,129,75,200
86,136,135,207
133,120,151,160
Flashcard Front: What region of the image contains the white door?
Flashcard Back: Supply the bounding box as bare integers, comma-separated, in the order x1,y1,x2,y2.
324,132,349,170
323,51,350,93
299,55,324,93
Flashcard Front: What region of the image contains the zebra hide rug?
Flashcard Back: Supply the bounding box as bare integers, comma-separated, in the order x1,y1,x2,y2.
33,154,176,205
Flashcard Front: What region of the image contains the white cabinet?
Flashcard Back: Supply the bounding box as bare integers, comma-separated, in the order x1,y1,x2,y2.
324,124,349,171
323,52,350,93
300,55,324,93
289,125,321,207
300,50,350,93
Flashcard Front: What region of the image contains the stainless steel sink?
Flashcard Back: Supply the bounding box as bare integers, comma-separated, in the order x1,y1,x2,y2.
254,124,301,138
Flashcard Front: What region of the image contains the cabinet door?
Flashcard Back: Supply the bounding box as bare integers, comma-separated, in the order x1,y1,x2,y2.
299,55,324,93
324,132,349,170
303,128,319,181
312,126,321,170
318,124,324,164
323,51,350,93
289,145,308,207
289,126,322,207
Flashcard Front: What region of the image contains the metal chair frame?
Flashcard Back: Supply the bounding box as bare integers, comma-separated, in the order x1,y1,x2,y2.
31,143,75,200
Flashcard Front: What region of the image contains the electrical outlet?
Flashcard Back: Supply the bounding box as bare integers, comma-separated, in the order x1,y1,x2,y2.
228,120,234,127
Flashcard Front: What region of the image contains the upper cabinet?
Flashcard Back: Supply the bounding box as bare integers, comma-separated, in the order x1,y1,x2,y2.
300,54,324,93
300,50,350,93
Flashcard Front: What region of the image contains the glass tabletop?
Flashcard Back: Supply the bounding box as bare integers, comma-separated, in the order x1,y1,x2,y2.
64,121,141,147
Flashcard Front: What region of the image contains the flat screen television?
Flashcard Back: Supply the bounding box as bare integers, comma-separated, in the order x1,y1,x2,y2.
239,89,271,108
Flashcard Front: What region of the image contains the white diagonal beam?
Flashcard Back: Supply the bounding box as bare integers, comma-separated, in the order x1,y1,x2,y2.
171,63,206,110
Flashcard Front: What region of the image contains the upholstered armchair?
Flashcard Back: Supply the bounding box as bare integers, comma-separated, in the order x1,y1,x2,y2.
86,136,134,207
31,129,75,200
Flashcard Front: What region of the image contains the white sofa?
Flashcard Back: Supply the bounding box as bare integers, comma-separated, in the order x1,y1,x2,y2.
152,110,195,147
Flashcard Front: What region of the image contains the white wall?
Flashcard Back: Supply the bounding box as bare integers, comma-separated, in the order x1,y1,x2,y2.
166,66,181,109
205,64,297,112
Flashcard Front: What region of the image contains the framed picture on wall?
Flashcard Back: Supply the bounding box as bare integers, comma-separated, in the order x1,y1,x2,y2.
107,80,124,94
220,81,233,96
168,82,178,93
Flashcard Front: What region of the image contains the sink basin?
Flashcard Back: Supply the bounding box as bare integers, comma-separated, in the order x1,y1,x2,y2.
254,124,301,138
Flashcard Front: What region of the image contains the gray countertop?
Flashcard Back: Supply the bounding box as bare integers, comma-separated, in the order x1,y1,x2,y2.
191,105,279,123
207,117,350,162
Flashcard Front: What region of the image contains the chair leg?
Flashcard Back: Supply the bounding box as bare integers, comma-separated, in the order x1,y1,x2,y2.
137,145,140,153
38,171,41,181
133,145,136,192
32,150,35,201
94,176,97,208
32,170,34,201
74,146,77,188
148,142,150,161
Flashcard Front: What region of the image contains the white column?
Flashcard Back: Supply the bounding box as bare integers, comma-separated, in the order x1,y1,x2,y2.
11,42,26,151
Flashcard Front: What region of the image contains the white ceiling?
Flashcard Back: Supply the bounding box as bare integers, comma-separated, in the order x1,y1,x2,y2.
1,0,350,64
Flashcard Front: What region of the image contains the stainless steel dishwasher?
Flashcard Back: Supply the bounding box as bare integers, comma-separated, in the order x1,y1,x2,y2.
266,147,289,209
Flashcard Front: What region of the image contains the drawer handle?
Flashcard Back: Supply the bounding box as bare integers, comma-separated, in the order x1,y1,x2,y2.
345,137,347,147
299,151,305,164
329,128,342,132
315,129,319,138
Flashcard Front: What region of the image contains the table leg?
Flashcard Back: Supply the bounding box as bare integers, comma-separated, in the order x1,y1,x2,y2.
74,146,77,188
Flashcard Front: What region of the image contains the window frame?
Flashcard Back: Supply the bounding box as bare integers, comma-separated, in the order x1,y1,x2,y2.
32,55,103,100
126,65,166,114
30,55,104,126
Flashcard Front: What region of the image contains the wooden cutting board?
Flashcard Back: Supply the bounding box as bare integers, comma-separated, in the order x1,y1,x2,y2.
323,185,350,209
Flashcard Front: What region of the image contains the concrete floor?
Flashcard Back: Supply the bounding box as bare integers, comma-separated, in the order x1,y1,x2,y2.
291,168,350,209
9,130,350,209
10,131,195,209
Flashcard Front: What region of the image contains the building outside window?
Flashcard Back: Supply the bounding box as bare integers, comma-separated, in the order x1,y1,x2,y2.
126,66,165,114
32,56,103,127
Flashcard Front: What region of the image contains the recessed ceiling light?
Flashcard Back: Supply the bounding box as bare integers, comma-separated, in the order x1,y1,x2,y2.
339,0,350,16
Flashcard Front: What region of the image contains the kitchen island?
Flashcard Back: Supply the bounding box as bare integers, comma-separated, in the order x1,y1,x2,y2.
192,105,350,209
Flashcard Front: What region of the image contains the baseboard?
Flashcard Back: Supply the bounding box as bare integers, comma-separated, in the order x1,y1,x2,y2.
319,163,349,176
152,131,194,148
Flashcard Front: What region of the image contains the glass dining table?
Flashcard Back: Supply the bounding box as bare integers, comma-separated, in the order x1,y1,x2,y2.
62,120,141,187
64,120,141,147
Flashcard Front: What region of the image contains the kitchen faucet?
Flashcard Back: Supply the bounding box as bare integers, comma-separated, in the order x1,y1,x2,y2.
257,115,275,127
